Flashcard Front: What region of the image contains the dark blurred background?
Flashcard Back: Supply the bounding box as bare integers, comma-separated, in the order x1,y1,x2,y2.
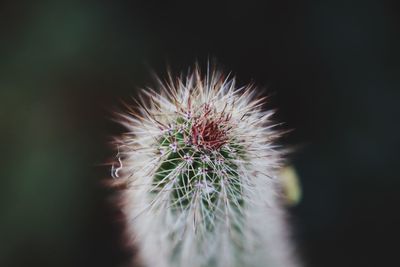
1,0,399,266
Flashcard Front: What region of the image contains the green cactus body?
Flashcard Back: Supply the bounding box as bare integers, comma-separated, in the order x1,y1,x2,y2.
152,112,247,265
115,68,299,267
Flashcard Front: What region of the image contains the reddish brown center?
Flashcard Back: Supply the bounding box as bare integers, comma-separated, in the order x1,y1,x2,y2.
191,105,231,150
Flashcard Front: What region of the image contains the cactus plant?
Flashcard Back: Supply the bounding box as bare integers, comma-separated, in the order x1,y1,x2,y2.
113,66,299,267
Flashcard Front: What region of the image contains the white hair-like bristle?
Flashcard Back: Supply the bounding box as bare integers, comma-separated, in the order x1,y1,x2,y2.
113,66,300,267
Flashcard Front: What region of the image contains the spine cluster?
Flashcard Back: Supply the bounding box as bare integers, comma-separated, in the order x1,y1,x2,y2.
114,67,299,267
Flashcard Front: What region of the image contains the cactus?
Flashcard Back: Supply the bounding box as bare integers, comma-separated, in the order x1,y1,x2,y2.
113,67,299,267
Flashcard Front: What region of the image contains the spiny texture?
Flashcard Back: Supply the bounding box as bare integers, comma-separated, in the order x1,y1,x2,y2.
114,68,299,267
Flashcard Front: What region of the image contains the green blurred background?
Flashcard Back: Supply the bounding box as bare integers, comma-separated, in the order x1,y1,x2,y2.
1,0,399,266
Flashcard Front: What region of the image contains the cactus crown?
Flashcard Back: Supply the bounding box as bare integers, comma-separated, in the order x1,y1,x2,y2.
115,67,297,267
154,101,245,231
